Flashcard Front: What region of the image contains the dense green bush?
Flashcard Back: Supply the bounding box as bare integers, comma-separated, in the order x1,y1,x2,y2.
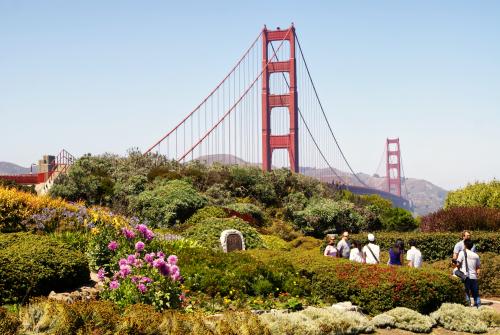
381,207,418,231
445,180,500,209
183,217,264,250
250,248,464,315
185,206,229,226
293,199,367,237
350,231,500,261
429,252,500,297
129,179,207,227
420,206,500,232
0,233,90,304
225,202,267,227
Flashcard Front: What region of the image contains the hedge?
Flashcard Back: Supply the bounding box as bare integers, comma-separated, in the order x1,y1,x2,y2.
420,207,500,232
249,249,464,315
0,233,90,304
350,231,500,262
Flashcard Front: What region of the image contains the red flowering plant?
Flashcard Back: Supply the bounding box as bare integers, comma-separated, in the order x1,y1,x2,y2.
98,223,184,310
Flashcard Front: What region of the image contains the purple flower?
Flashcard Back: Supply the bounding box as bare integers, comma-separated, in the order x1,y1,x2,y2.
145,229,155,241
167,255,178,265
109,280,120,290
136,224,148,234
107,241,118,251
97,268,106,281
135,241,145,252
170,265,179,275
159,263,171,276
144,253,155,264
171,272,181,281
141,276,153,283
153,257,165,269
122,228,135,239
118,258,128,266
131,276,140,283
137,283,147,294
127,254,136,265
156,251,165,258
119,264,131,277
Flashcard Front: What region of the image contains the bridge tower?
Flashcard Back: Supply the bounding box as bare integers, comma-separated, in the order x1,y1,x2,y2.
261,25,298,172
386,138,402,196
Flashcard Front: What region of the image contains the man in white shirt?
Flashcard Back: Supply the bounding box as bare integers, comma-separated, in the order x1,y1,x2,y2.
406,239,422,268
362,233,380,264
456,239,481,307
337,231,351,259
453,230,476,260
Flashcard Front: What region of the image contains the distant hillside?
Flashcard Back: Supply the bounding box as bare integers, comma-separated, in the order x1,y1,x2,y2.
0,162,35,175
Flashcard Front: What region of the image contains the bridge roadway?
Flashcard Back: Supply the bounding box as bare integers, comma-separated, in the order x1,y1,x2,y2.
341,185,413,212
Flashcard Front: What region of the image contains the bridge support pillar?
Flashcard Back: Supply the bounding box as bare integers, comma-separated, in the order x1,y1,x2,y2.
261,25,298,172
386,138,402,196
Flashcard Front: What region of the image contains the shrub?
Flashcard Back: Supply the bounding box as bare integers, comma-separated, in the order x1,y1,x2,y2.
429,252,500,297
261,235,291,251
129,179,207,227
289,236,321,250
225,202,267,227
381,207,418,231
0,233,90,304
260,307,373,335
445,180,500,209
293,198,367,237
378,307,435,333
0,307,20,335
250,248,464,315
183,217,264,250
185,206,229,226
349,231,500,261
478,306,500,328
420,206,500,232
430,303,489,333
371,313,395,328
264,220,301,242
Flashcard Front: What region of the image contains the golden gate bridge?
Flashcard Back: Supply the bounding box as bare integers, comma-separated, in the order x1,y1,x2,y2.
1,25,411,210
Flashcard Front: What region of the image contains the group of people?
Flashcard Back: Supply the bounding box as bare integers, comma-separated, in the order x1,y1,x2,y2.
323,230,482,308
323,231,422,267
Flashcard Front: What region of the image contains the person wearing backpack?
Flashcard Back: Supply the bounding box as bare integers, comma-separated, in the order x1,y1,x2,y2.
456,239,481,307
362,233,380,264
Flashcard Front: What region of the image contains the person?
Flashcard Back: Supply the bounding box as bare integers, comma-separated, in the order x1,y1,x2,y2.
406,239,422,268
323,235,338,257
453,230,477,260
337,231,351,259
362,233,380,264
456,239,481,307
388,241,403,266
349,240,364,263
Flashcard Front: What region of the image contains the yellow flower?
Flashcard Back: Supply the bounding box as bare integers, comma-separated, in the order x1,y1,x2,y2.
91,227,100,235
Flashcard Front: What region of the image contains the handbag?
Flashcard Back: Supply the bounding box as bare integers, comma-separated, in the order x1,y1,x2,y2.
454,250,469,282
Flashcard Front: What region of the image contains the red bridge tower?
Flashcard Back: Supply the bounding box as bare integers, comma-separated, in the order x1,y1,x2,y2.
261,25,298,172
386,138,402,196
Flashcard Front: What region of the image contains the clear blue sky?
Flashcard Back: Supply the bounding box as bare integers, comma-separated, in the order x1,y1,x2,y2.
1,1,499,190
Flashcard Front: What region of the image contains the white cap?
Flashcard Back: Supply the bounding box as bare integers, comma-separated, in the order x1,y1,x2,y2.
368,233,375,242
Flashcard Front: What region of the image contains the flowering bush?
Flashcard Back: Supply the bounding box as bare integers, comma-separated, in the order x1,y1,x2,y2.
97,223,184,310
420,206,500,232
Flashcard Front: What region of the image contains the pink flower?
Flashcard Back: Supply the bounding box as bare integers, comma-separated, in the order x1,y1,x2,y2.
170,265,179,275
141,276,153,283
109,280,120,290
144,253,155,264
152,257,165,269
167,255,178,265
97,268,106,281
137,283,147,294
119,264,131,277
127,254,136,265
136,224,148,234
145,229,155,241
156,251,165,258
135,241,145,252
107,241,118,251
171,272,181,281
118,258,128,266
122,228,135,239
179,293,185,301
